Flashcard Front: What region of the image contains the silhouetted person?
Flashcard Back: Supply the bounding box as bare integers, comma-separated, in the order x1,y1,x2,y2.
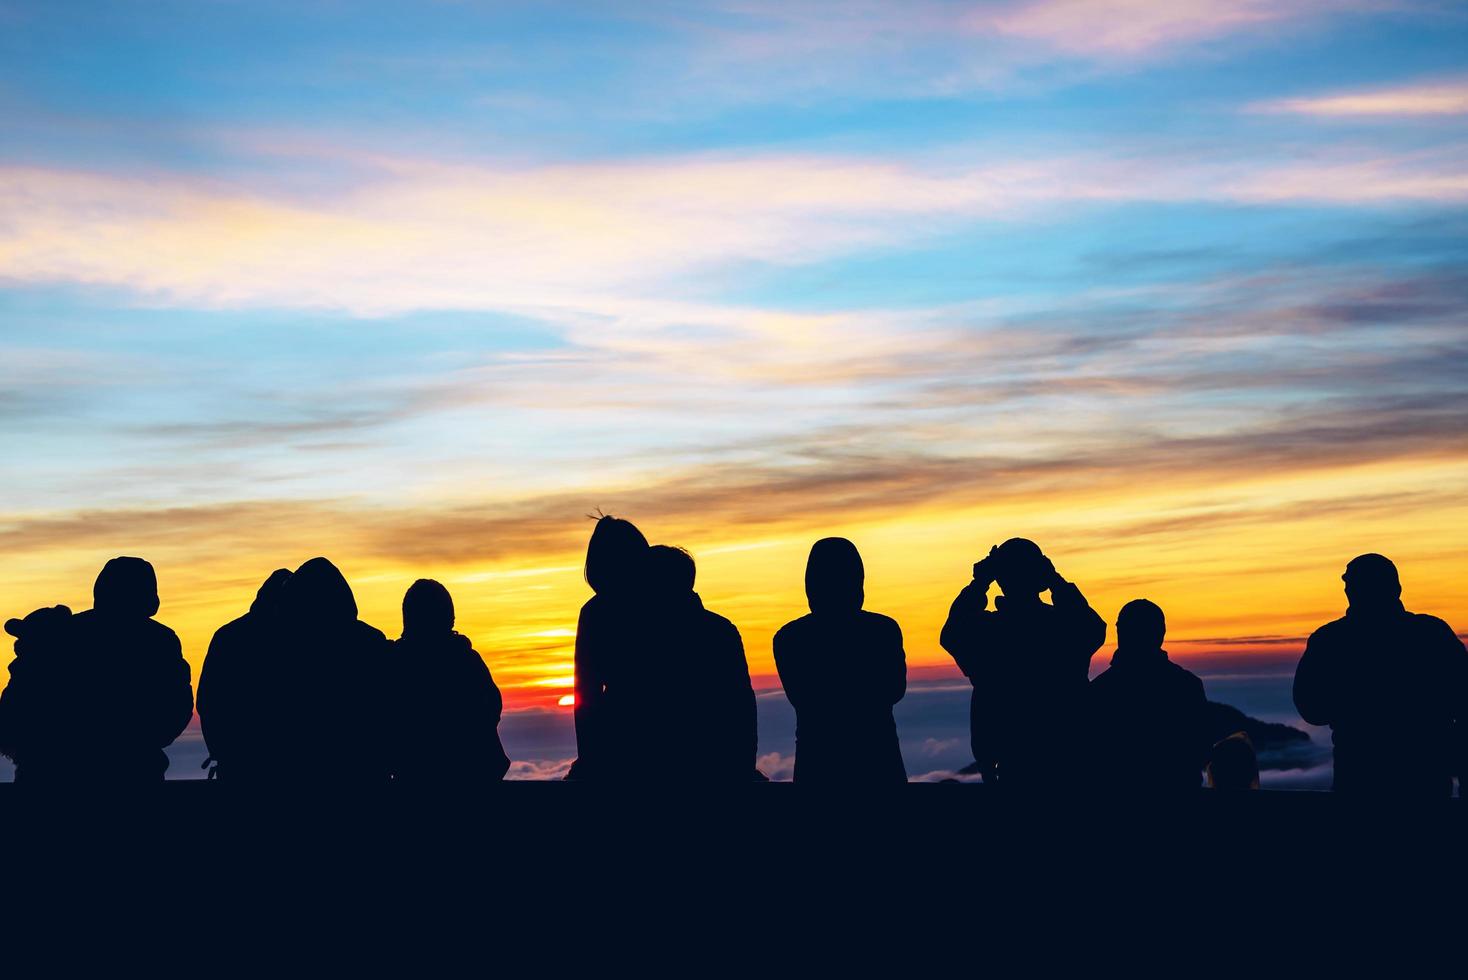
0,558,193,783
603,546,756,782
389,579,510,782
1087,599,1210,790
0,605,73,775
196,568,292,779
1293,554,1468,796
569,515,650,781
940,539,1105,787
242,557,391,784
1208,732,1260,790
773,538,906,784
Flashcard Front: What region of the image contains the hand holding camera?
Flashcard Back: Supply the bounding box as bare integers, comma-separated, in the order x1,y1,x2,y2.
972,545,999,585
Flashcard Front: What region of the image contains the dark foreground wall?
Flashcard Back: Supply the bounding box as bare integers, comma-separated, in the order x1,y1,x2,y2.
1,783,1460,967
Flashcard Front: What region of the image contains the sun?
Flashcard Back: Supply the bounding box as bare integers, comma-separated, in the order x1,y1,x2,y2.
557,694,575,707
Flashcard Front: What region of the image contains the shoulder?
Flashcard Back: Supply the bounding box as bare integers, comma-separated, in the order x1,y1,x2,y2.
859,611,902,636
704,610,742,641
1307,616,1350,646
354,621,389,646
1409,613,1465,646
452,633,487,666
774,615,814,645
1167,661,1205,692
210,614,252,644
144,619,182,648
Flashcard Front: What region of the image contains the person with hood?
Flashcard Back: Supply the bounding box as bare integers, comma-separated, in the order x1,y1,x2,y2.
0,557,193,783
569,515,650,781
1293,554,1468,796
940,538,1106,788
773,538,906,784
606,545,755,782
195,568,292,780
389,579,511,782
1087,599,1210,791
264,557,391,784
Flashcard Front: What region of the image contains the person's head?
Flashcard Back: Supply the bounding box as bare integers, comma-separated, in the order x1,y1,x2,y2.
92,557,160,618
1343,553,1401,611
805,537,864,615
584,515,650,596
1116,598,1166,650
992,538,1051,599
403,578,455,637
646,545,696,597
250,568,293,615
1207,732,1260,790
5,605,73,658
283,557,358,625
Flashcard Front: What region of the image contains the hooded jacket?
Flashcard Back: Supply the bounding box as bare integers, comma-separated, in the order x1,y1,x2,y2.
231,558,391,784
773,538,906,784
196,569,292,779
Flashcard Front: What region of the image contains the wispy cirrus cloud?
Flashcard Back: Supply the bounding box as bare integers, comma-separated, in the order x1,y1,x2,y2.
1254,76,1468,117
655,0,1384,102
973,0,1352,57
4,144,1467,315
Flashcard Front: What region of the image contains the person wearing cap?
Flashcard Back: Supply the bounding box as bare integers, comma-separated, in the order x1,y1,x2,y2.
940,538,1106,787
1293,554,1468,796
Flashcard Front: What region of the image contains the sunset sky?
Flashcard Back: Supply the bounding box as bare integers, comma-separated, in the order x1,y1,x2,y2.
2,0,1466,732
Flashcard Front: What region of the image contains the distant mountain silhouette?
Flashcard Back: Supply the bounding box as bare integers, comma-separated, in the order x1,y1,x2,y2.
1205,702,1326,772
957,700,1316,777
1203,702,1310,755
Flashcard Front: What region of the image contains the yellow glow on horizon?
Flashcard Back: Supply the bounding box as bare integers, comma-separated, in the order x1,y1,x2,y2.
1,452,1465,713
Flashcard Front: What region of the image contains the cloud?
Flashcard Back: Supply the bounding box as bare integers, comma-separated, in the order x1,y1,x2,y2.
643,0,1379,105
0,156,1032,315
1254,76,1468,117
755,751,795,781
1228,154,1468,204
972,0,1372,58
4,146,1467,315
505,758,575,780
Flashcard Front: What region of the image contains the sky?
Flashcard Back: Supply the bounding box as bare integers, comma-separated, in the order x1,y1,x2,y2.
2,1,1467,775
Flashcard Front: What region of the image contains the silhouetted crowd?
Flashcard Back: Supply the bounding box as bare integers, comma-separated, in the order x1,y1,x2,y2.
2,516,1465,795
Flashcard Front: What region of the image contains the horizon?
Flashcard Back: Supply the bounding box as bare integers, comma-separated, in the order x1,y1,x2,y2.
2,1,1466,769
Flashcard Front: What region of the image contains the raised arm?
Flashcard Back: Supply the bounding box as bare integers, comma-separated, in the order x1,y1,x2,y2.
939,578,993,678
1049,576,1108,658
